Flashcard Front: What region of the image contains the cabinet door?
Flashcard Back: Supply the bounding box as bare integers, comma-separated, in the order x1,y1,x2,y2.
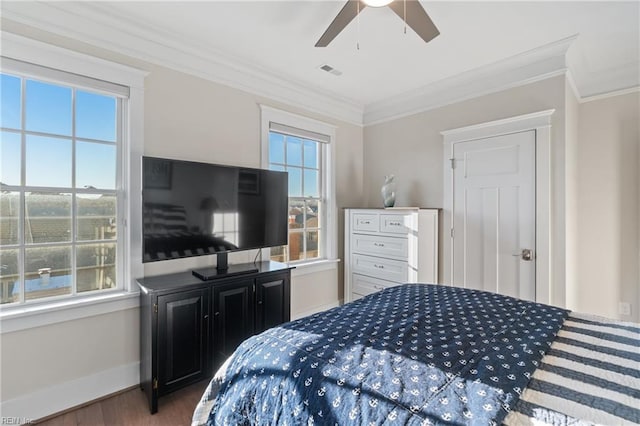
212,280,254,368
157,288,209,395
256,273,291,333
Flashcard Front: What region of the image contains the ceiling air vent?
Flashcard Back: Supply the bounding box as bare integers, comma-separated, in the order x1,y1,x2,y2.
319,64,342,76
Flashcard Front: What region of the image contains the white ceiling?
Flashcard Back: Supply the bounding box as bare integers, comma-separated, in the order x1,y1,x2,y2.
1,1,639,124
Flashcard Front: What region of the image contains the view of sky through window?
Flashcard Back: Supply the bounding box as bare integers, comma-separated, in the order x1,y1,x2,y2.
268,130,322,262
0,71,120,304
1,74,117,189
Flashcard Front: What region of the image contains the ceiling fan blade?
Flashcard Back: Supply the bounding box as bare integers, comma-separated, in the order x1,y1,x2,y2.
388,0,439,43
315,0,367,47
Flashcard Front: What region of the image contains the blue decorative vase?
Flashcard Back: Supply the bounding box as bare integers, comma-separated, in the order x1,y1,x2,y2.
381,175,396,207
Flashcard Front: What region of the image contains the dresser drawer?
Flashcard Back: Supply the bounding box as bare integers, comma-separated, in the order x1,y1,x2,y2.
352,213,378,232
351,253,408,283
351,233,408,260
352,273,398,299
379,214,411,234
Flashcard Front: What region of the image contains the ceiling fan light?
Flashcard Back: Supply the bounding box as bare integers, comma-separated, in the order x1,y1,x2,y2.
363,0,393,7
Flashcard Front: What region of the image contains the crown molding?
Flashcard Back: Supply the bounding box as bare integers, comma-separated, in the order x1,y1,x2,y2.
363,35,577,126
8,2,632,128
565,68,581,103
0,2,365,126
579,85,640,104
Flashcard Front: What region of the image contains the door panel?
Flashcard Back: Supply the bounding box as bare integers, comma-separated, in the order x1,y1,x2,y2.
256,274,290,332
157,288,208,395
452,130,535,301
212,281,254,368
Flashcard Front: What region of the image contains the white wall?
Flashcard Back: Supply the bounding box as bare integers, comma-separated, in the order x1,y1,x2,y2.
575,91,640,321
0,24,363,418
363,76,567,306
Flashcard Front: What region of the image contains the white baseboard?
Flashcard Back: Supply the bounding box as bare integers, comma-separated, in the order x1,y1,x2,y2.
1,361,140,423
291,299,343,320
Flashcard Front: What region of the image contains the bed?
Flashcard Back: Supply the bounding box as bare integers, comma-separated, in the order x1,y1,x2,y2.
192,284,639,425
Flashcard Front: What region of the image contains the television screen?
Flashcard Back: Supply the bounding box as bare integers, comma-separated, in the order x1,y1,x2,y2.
142,157,288,263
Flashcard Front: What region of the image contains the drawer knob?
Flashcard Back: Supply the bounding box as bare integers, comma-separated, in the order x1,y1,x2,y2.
374,264,385,269
361,220,370,224
373,242,385,247
390,221,401,226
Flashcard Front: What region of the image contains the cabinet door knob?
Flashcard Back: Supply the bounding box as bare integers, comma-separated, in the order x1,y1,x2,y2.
214,312,220,316
204,314,209,319
257,300,263,305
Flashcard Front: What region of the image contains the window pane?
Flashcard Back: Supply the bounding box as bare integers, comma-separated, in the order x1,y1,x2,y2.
306,199,320,230
270,164,285,172
0,248,20,304
0,191,20,245
1,131,21,186
303,140,318,168
77,243,116,293
288,199,305,230
1,74,21,130
269,132,285,165
77,194,116,241
76,91,116,142
25,80,72,136
287,167,302,197
25,192,72,244
303,230,320,260
269,245,287,263
76,141,116,189
25,246,72,300
286,137,303,166
303,169,319,198
26,135,72,187
288,230,303,261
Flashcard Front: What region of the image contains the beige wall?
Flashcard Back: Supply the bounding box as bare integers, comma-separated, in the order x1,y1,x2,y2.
363,77,639,320
564,81,580,315
363,76,567,305
0,24,363,410
575,91,640,321
0,309,139,399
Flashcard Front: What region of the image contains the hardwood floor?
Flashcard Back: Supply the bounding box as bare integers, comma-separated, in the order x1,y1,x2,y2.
36,380,210,426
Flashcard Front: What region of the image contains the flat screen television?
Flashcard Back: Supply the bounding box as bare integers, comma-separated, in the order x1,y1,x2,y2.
142,156,288,279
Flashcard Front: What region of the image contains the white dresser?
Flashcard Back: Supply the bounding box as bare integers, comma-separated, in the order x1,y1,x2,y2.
344,208,439,302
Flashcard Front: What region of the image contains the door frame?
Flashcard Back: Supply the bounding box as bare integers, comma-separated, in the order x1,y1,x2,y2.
442,109,555,304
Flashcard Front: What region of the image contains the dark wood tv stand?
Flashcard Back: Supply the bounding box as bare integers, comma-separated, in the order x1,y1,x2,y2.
137,261,292,414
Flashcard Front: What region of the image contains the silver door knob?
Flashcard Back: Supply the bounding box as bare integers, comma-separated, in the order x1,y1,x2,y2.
512,249,534,261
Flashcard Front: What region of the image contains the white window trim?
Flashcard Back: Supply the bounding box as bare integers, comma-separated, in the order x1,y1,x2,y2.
0,32,147,333
259,105,338,265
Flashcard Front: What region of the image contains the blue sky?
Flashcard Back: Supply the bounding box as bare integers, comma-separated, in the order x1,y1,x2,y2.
269,132,319,198
1,73,117,190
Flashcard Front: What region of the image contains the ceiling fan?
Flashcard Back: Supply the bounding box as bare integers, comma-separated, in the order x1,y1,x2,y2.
315,0,439,47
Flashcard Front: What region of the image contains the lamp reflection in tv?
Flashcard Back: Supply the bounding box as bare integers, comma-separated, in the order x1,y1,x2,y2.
200,196,219,235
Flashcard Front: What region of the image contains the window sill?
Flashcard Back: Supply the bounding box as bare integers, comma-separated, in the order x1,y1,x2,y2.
290,258,340,277
0,291,140,334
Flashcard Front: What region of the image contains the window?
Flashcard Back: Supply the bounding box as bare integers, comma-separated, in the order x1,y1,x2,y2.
261,106,336,264
0,60,127,305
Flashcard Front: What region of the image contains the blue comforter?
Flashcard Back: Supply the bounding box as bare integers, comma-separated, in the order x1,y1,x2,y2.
207,284,568,425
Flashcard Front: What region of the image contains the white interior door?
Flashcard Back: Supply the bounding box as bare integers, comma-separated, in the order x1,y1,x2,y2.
452,130,536,300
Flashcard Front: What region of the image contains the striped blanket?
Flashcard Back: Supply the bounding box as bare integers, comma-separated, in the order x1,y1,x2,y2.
505,312,640,425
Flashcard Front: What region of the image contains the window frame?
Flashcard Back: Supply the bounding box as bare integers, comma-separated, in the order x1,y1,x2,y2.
1,70,124,304
0,32,146,333
260,105,338,267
